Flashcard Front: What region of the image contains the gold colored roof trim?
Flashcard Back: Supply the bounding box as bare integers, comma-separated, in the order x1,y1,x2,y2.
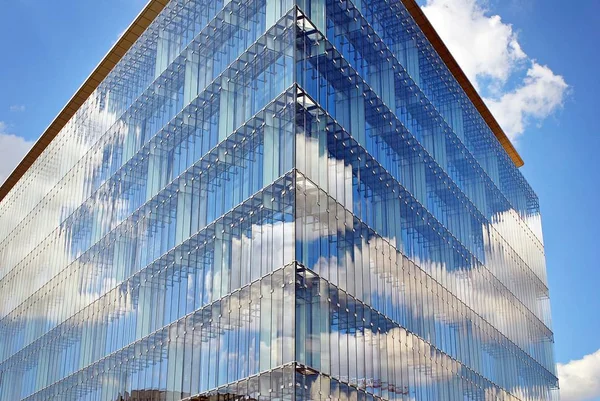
0,0,523,203
400,0,524,168
0,0,169,203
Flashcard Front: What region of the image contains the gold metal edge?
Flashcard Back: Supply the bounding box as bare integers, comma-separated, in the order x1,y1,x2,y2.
0,0,525,206
0,0,170,203
400,0,525,168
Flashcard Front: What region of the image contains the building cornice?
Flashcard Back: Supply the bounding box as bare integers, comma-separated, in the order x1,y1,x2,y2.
400,0,524,167
0,0,523,203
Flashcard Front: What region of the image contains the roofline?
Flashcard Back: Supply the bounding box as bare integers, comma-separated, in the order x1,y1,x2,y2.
0,0,523,204
0,0,169,203
400,0,524,168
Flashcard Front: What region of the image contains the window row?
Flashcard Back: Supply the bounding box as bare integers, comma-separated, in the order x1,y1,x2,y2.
2,267,296,401
294,82,554,369
0,173,295,371
296,268,555,401
295,172,556,388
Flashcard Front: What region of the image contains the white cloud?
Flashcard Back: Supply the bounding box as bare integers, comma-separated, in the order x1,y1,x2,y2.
486,62,568,140
558,349,600,401
422,0,526,88
421,0,568,141
9,105,25,112
0,122,34,185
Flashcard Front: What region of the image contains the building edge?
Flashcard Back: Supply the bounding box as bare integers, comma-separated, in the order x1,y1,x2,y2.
0,0,169,203
0,0,523,204
400,0,524,167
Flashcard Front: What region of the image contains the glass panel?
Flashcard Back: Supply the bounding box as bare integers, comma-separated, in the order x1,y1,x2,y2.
0,0,556,400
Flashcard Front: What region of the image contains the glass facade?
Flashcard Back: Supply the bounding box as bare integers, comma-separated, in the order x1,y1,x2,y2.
0,0,557,400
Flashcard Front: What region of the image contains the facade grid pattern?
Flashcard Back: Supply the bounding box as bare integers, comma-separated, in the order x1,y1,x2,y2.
0,0,557,400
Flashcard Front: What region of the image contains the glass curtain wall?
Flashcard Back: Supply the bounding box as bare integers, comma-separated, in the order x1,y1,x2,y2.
0,0,296,400
0,0,557,400
294,0,557,400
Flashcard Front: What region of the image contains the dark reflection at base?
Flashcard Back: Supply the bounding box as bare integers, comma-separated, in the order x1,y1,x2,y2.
188,395,258,401
114,390,260,401
115,390,190,401
110,365,297,401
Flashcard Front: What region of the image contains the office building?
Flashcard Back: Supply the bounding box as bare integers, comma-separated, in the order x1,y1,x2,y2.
0,0,557,400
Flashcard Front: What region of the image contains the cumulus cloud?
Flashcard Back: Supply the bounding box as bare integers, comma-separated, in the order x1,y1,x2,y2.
558,349,600,401
0,122,34,185
422,0,526,87
486,62,568,139
421,0,569,141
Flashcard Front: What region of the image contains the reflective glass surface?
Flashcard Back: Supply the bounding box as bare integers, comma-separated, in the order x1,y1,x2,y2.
0,0,557,400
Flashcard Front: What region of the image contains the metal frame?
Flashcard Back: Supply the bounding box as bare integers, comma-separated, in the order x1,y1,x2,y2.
400,0,524,167
0,0,524,205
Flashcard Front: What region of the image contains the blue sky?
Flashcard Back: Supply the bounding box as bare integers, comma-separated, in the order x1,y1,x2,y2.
0,0,598,399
